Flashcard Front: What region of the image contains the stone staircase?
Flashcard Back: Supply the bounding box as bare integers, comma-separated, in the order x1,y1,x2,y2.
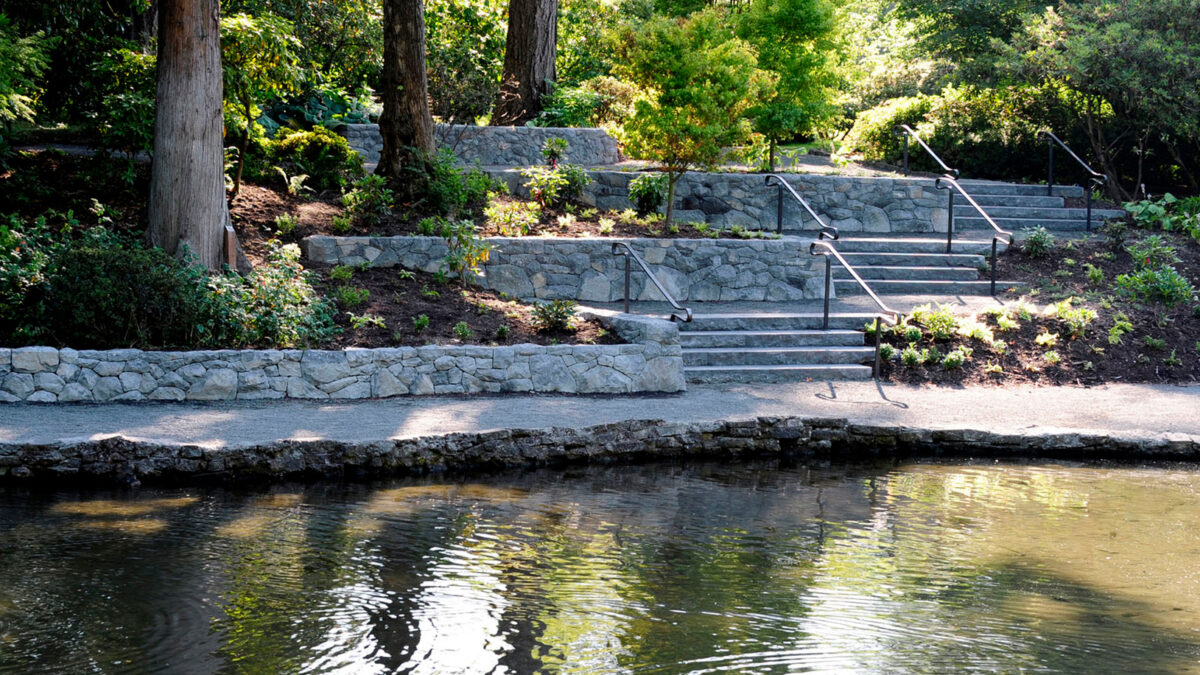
830,181,1124,296
679,311,880,382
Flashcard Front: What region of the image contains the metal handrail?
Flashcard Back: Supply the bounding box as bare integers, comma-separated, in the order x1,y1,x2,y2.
610,242,693,323
810,240,900,377
1038,130,1108,230
893,125,959,178
764,174,838,240
934,175,1014,295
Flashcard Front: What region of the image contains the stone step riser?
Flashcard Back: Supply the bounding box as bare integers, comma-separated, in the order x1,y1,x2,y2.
685,365,873,383
955,216,1098,232
835,279,1020,296
682,347,875,367
839,252,986,267
969,195,1066,208
679,330,865,348
684,314,880,331
833,239,1004,255
833,266,981,281
953,206,1125,220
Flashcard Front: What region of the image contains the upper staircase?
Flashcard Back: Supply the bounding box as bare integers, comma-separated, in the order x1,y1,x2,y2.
953,180,1124,232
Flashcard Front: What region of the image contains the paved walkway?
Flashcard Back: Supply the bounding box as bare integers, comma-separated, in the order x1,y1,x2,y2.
2,382,1197,450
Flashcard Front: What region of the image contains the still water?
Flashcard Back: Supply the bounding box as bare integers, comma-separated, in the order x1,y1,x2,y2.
2,461,1200,674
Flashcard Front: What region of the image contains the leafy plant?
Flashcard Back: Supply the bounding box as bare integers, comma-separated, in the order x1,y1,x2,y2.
331,214,353,234
274,168,312,197
439,219,491,284
521,166,569,208
1143,335,1167,351
1022,227,1054,258
531,299,578,332
272,125,363,192
910,303,958,340
1127,235,1180,269
1043,350,1061,365
341,174,394,226
598,217,616,235
330,265,354,282
879,343,897,361
335,285,369,308
542,137,569,166
1115,266,1196,306
628,173,669,216
900,344,924,366
484,198,541,236
412,314,431,333
496,324,511,340
274,213,299,235
1108,313,1134,345
1035,331,1059,348
942,346,973,369
347,312,385,329
453,320,473,340
1164,349,1182,367
1084,263,1105,286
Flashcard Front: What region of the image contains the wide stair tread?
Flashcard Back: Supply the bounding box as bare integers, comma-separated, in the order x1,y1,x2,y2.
839,252,986,266
833,265,980,281
954,205,1125,220
679,329,865,348
683,346,875,367
685,312,881,331
684,364,874,383
834,237,1006,255
959,182,1085,198
835,279,1023,295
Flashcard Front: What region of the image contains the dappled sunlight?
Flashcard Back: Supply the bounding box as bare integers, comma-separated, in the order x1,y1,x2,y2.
50,496,198,517
74,518,169,535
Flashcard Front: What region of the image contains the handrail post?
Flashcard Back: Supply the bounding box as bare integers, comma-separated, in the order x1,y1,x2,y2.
776,182,784,234
1047,136,1055,197
623,252,631,315
902,136,910,176
822,255,831,330
1086,179,1096,232
946,189,954,254
990,238,998,296
873,316,882,377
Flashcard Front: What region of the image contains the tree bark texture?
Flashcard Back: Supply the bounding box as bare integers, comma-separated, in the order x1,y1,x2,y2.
377,0,436,200
148,0,228,270
492,0,557,126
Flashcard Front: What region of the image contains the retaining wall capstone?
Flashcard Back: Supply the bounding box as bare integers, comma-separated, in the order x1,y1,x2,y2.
342,124,621,167
3,416,1196,485
303,236,824,302
0,314,684,404
489,169,950,234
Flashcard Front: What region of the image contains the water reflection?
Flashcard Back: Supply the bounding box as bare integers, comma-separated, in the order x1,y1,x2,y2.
1,462,1200,673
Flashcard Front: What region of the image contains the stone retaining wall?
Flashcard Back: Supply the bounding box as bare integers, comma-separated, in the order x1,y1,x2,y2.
3,416,1195,485
489,169,950,234
342,124,621,167
303,236,824,302
0,314,684,404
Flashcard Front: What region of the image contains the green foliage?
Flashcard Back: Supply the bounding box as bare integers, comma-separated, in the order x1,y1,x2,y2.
1115,266,1197,306
426,0,506,123
909,303,957,340
941,345,972,370
532,76,644,128
1084,263,1105,286
0,14,51,136
1034,331,1058,348
453,321,474,340
842,95,933,164
557,164,591,203
1108,313,1133,345
347,312,385,330
331,214,353,235
334,285,369,308
1051,300,1097,339
274,213,299,235
412,314,431,333
273,127,364,192
900,343,924,366
629,173,668,216
426,149,501,217
521,167,569,208
1143,335,1167,351
879,343,897,361
330,265,354,282
496,324,511,340
484,198,541,236
87,47,156,159
542,137,569,164
1022,227,1054,258
341,175,394,226
616,10,767,223
1127,236,1180,270
264,84,375,130
1043,350,1061,365
438,219,491,284
0,213,55,338
532,299,578,332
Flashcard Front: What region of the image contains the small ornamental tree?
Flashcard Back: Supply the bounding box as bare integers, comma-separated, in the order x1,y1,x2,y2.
616,11,767,225
0,14,51,133
221,12,302,197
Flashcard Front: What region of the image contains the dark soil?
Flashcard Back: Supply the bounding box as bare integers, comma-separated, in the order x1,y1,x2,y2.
309,264,619,349
881,232,1200,386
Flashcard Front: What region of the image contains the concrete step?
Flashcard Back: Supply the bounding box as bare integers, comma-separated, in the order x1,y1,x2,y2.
839,252,987,267
835,279,1021,296
955,216,1103,232
953,205,1126,220
833,265,981,281
833,237,1006,255
679,329,865,348
684,312,881,332
685,364,874,383
969,194,1066,208
959,182,1085,198
682,346,875,367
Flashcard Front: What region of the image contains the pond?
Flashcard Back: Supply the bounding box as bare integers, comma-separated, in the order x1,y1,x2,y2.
2,460,1199,673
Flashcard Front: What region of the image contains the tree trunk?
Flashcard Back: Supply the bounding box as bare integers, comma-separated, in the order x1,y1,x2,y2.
377,0,436,201
665,171,682,226
148,0,228,270
492,0,557,126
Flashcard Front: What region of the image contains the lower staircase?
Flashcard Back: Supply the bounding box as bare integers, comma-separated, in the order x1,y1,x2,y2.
679,311,881,383
832,236,1016,296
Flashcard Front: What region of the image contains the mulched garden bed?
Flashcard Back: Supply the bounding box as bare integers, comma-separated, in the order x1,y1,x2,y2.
879,232,1200,386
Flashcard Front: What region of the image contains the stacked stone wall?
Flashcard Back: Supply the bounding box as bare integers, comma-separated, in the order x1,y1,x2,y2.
342,124,621,167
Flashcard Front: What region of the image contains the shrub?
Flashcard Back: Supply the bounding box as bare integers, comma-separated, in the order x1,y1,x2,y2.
274,213,299,235
910,303,957,340
1127,235,1179,269
426,148,499,216
1022,227,1054,258
453,321,473,340
629,173,668,216
89,48,157,160
557,164,591,203
542,137,568,165
347,312,386,330
1143,335,1167,351
496,324,511,340
412,314,430,333
521,166,569,207
331,214,353,234
484,198,541,236
1035,331,1059,348
532,299,578,332
0,213,57,341
1115,266,1196,306
334,285,370,308
1053,301,1097,339
842,95,933,166
341,175,394,226
1044,350,1061,365
273,126,363,191
900,343,925,366
879,343,897,361
438,219,491,284
1084,263,1105,285
942,346,972,369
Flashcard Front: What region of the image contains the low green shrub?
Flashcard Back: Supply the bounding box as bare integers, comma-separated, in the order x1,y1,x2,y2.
1115,266,1196,306
426,148,501,217
1127,235,1179,269
1022,227,1054,258
542,137,568,165
629,173,668,216
341,175,394,226
532,299,577,332
910,303,958,340
900,343,924,366
272,126,364,191
484,199,541,236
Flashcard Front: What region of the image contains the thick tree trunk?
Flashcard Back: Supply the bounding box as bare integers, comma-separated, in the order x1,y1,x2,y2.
148,0,228,270
492,0,557,126
377,0,436,201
